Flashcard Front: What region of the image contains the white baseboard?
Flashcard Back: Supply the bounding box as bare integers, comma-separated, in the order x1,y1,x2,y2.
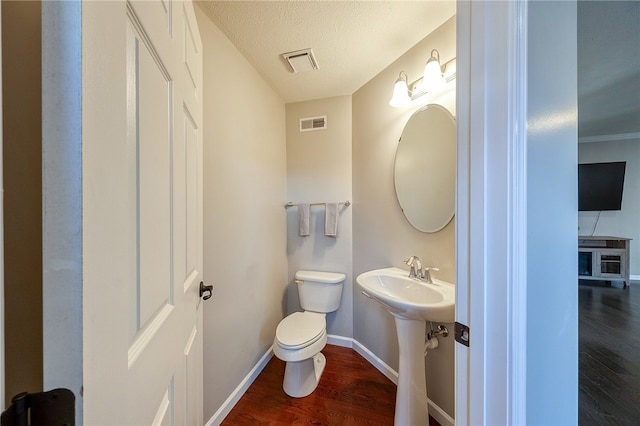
349,338,399,385
428,399,455,426
630,274,640,282
326,333,354,348
328,334,398,384
207,336,454,426
205,346,274,426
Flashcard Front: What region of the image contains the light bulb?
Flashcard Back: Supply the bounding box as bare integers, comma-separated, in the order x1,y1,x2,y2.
389,73,411,108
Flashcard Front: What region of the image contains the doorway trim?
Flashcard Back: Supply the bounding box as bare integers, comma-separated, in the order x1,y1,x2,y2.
41,2,83,422
455,1,528,424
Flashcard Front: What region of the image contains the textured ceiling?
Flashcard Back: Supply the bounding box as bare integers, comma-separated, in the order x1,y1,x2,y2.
195,1,639,139
196,1,456,103
578,1,640,139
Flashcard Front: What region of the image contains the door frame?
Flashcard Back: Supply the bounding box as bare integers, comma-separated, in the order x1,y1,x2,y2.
41,1,83,422
457,1,578,424
455,1,528,424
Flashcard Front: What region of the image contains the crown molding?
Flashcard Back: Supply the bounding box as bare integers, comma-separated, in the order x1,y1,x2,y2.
578,132,640,143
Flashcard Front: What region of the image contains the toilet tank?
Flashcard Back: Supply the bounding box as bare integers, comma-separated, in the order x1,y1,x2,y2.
295,270,345,313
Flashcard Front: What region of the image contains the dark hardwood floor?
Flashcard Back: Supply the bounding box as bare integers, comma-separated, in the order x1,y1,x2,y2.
221,282,639,426
579,280,640,425
222,344,440,425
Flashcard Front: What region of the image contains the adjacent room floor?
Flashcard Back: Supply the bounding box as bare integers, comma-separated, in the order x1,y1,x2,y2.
579,280,640,425
222,344,441,425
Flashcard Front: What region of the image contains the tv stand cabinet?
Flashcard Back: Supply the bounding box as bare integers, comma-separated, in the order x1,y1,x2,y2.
578,236,631,287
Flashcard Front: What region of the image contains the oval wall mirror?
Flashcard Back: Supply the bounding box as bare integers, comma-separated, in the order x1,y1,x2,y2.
394,104,456,233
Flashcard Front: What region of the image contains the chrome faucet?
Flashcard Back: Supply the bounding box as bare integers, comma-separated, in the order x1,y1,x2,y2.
404,256,422,279
404,256,439,283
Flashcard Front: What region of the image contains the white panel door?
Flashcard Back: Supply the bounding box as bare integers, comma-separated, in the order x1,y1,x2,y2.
82,1,204,424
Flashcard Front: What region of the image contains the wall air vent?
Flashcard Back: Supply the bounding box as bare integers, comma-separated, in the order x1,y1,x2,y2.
299,116,327,132
282,48,319,73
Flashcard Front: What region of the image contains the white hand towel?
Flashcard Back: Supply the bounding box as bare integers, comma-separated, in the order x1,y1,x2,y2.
324,203,339,237
298,203,310,236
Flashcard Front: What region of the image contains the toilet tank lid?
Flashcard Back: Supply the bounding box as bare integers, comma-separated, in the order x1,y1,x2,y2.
295,270,346,283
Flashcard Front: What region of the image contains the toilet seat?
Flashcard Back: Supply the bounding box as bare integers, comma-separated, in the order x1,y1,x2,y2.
275,312,325,350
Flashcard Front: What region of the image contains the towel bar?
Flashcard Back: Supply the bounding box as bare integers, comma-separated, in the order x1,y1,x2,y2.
285,201,350,208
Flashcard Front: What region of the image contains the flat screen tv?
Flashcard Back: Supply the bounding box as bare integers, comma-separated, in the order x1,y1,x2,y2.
578,161,626,211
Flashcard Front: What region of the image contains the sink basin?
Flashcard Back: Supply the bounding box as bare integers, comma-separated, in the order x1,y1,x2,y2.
356,267,454,323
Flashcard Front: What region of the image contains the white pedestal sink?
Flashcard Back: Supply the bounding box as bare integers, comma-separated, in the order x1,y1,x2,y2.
356,267,454,426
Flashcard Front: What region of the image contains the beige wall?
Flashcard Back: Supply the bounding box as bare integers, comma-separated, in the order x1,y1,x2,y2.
1,0,43,404
285,96,353,337
353,17,456,417
195,7,289,421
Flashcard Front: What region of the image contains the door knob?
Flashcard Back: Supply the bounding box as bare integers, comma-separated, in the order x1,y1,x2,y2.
199,281,213,301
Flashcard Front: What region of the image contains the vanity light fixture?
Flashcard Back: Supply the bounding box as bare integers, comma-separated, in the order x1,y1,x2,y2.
420,49,447,93
389,71,412,108
389,49,456,108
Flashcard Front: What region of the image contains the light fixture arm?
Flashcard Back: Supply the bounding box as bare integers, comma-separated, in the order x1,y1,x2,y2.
427,49,446,73
388,49,457,108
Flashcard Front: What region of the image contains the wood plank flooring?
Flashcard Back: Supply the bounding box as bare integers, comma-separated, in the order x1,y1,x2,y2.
579,280,640,425
222,344,440,426
221,281,640,426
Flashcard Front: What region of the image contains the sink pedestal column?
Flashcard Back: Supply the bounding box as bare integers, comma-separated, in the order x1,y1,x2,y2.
393,316,428,426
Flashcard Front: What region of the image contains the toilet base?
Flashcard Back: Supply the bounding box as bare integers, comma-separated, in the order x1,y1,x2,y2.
282,352,326,398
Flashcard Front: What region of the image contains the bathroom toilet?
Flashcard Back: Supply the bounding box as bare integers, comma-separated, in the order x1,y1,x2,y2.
273,270,345,397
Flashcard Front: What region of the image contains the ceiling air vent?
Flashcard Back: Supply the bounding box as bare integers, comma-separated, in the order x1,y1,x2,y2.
282,48,319,73
299,116,327,132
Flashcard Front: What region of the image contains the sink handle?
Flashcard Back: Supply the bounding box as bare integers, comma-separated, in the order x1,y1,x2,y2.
422,267,440,283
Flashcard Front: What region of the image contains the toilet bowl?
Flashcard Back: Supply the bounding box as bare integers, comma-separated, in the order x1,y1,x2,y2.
273,270,345,397
274,312,328,397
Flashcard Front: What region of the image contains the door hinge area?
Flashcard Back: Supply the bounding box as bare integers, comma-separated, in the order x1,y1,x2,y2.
455,322,470,347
